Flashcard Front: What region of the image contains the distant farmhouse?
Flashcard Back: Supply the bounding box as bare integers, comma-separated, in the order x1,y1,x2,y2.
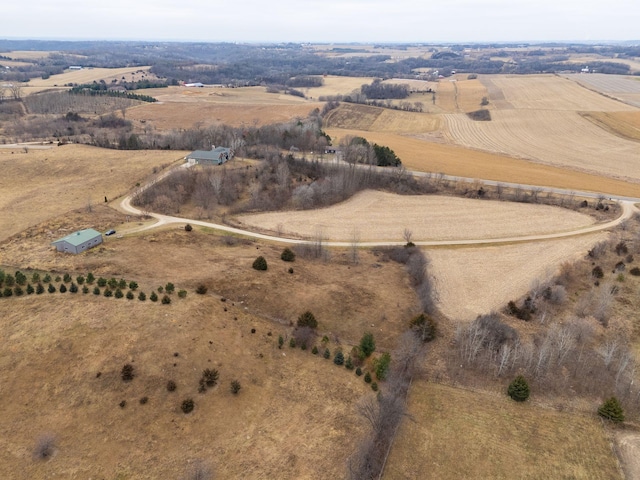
186,146,233,166
51,228,103,254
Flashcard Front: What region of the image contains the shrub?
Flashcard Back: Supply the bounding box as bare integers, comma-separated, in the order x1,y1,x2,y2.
76,275,85,285
59,283,67,293
355,367,363,376
119,400,126,408
297,311,318,329
252,256,268,271
281,248,296,262
289,338,296,348
278,335,284,349
312,345,318,355
15,271,27,285
13,286,23,296
615,242,628,256
230,380,242,394
334,351,345,365
150,292,158,302
592,266,604,279
97,277,107,287
63,273,71,283
126,291,134,300
93,286,101,295
54,276,61,282
86,272,95,284
345,356,354,370
165,282,175,294
108,278,118,289
33,433,56,460
196,285,208,295
43,273,51,283
630,267,640,276
129,281,138,290
181,398,195,413
139,396,148,405
359,333,376,358
364,372,372,383
598,396,624,423
167,380,177,392
36,283,45,295
288,267,294,274
118,278,127,289
374,353,391,380
69,283,78,293
82,285,89,294
138,291,146,301
114,288,123,298
157,286,163,293
121,364,135,382
2,287,11,297
178,289,187,298
371,382,379,392
31,272,40,284
26,284,34,295
161,295,171,304
202,368,219,387
48,283,56,294
323,348,331,359
185,224,193,232
410,313,437,342
507,375,530,402
5,275,15,287
104,288,113,297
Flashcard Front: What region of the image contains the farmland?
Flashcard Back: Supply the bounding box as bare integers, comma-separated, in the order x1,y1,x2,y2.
2,40,640,480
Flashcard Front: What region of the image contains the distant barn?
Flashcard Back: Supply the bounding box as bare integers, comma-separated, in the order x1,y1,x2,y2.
186,147,233,165
51,228,103,254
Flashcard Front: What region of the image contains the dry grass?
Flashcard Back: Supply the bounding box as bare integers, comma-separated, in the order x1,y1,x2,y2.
305,75,374,98
0,206,417,350
435,78,489,113
384,382,622,480
129,101,321,130
0,292,369,479
235,190,595,242
1,50,54,60
427,233,607,321
0,144,186,243
324,128,640,198
580,111,640,142
323,103,440,134
25,67,152,89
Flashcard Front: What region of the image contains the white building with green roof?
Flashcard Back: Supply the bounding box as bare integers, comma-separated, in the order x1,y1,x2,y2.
51,228,103,254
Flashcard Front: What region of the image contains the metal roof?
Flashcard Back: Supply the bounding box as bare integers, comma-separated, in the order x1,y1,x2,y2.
187,147,231,161
51,228,102,246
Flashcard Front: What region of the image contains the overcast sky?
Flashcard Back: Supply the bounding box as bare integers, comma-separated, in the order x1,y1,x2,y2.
4,0,639,43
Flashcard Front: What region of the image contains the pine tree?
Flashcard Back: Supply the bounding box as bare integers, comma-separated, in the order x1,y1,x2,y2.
252,256,268,271
36,283,44,294
26,283,34,295
59,283,67,293
507,375,530,402
334,351,345,366
598,397,625,423
359,333,376,358
48,283,56,294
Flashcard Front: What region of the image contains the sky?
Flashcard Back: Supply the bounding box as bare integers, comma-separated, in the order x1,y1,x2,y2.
3,0,640,43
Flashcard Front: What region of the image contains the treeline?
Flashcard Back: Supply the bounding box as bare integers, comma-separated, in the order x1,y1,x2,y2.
361,79,410,99
69,86,157,103
341,136,402,167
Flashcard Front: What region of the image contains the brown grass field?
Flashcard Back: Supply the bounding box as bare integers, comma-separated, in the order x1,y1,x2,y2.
325,128,640,197
434,78,490,113
304,75,374,98
580,111,640,141
235,190,596,242
323,103,440,133
0,50,55,60
427,233,607,321
0,145,186,243
384,382,622,479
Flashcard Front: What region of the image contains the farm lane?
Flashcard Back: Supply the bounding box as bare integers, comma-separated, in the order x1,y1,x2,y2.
117,163,639,247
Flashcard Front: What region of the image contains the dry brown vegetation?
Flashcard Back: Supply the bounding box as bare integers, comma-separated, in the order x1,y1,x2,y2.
236,190,596,242
580,111,640,142
0,144,185,243
384,382,622,479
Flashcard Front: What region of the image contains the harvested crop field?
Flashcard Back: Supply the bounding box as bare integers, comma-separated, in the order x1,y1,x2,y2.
305,75,374,98
323,103,440,133
234,190,595,242
324,128,640,198
442,109,640,182
488,74,635,111
427,232,606,321
129,101,321,129
435,78,489,113
563,73,640,107
0,145,186,243
142,86,309,105
580,111,640,142
384,382,622,480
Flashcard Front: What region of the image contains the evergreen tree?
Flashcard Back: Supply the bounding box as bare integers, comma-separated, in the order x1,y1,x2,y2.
150,292,158,302
598,397,625,423
323,348,330,359
334,351,345,366
507,375,530,402
63,273,72,283
281,248,296,262
126,291,134,300
36,283,45,294
93,286,101,295
359,332,376,358
26,283,34,295
69,283,78,293
48,283,56,294
138,291,146,301
297,311,318,329
86,272,95,284
114,289,124,298
59,283,67,293
252,256,268,271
